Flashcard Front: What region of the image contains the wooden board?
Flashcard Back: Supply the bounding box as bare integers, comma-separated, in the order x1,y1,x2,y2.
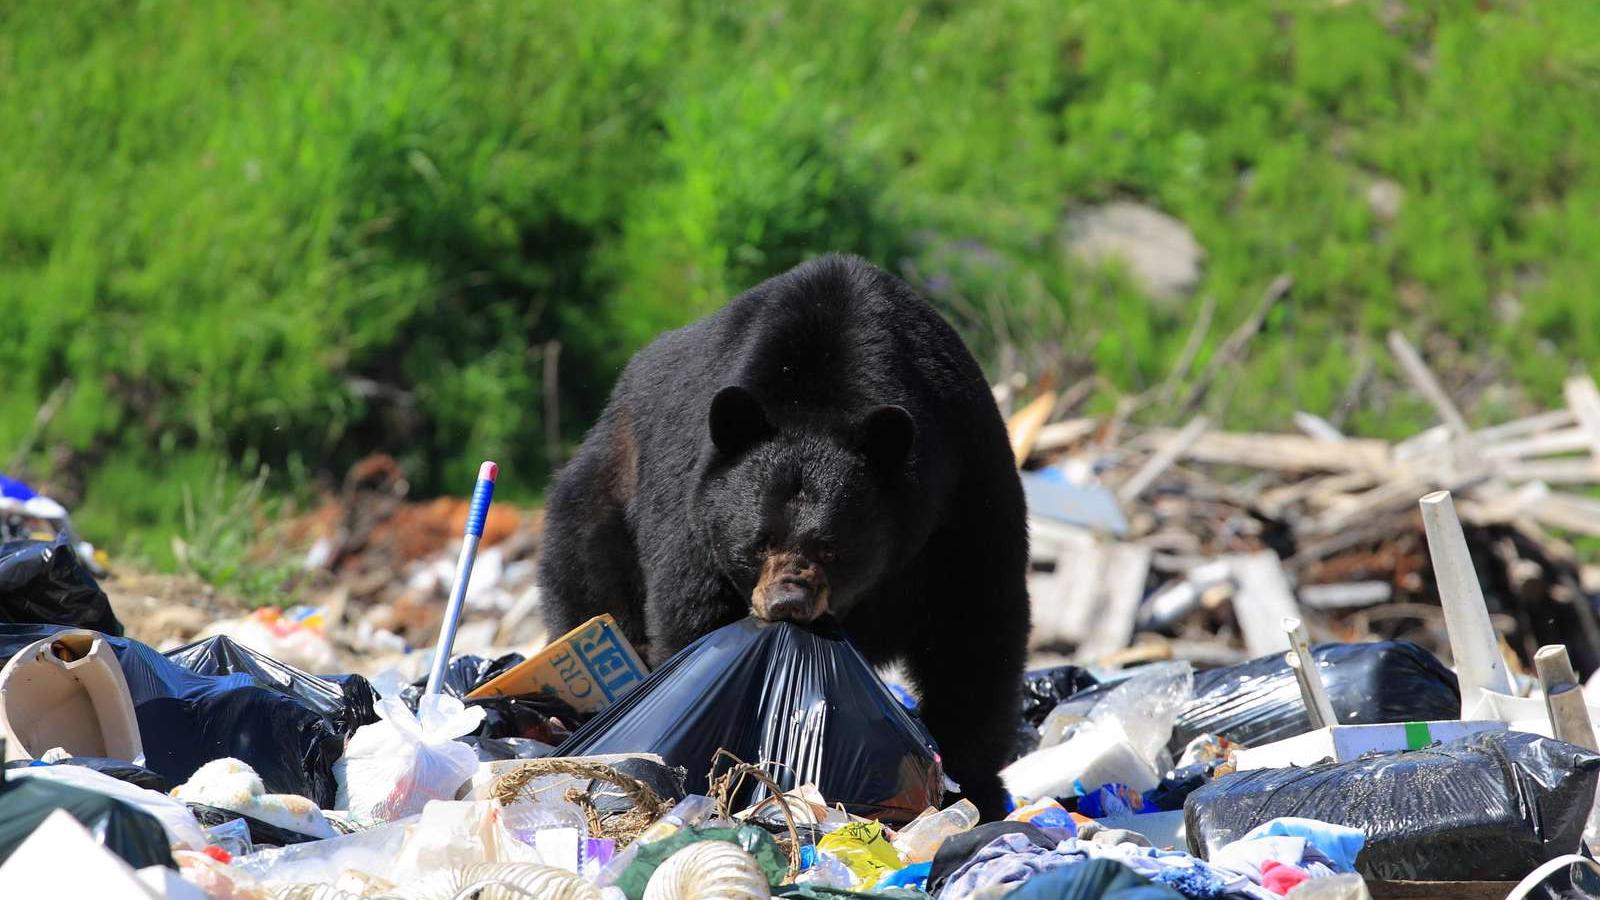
1225,551,1299,656
1140,429,1392,475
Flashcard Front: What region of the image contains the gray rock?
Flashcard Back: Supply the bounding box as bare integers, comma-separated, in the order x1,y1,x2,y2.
1064,202,1203,302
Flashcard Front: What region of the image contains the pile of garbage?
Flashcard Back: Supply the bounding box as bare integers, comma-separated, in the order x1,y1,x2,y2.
6,475,1600,900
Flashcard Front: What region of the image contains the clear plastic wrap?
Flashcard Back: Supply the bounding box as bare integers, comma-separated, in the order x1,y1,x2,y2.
1169,640,1459,753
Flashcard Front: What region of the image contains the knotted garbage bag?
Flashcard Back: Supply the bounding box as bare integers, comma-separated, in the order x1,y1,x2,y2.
334,693,484,822
558,616,943,823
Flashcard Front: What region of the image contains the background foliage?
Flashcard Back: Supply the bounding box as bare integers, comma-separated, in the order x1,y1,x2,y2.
3,0,1597,566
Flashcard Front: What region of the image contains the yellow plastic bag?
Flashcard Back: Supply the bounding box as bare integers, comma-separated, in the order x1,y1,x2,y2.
816,821,902,887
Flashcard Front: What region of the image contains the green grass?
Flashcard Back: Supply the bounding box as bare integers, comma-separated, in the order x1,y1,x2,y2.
3,0,1599,568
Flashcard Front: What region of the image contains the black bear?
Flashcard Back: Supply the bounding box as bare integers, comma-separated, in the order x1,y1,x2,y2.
539,254,1030,817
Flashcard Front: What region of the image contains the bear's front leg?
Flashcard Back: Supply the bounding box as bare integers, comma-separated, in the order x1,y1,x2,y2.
902,533,1030,821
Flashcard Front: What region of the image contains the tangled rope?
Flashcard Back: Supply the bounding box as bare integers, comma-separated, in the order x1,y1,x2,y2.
490,758,669,848
706,749,802,880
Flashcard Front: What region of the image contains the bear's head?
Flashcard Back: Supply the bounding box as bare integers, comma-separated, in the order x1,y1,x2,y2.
695,384,914,624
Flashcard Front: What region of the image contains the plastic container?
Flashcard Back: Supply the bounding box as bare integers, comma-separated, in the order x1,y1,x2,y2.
891,799,978,863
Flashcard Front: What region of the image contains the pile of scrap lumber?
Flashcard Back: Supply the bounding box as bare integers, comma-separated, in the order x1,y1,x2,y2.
1012,330,1600,677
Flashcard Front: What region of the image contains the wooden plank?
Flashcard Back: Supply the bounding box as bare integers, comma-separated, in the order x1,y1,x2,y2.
1142,429,1392,475
1387,330,1471,437
1394,424,1451,462
1564,374,1600,458
1497,457,1600,484
1032,418,1098,455
1028,528,1099,648
1074,542,1153,662
1480,426,1593,460
1007,391,1057,467
1527,491,1600,537
1472,408,1576,445
1259,471,1375,514
1226,551,1299,656
1314,476,1434,533
1118,415,1209,502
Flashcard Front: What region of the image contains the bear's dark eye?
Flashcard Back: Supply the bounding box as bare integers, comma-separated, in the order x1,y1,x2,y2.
817,547,836,564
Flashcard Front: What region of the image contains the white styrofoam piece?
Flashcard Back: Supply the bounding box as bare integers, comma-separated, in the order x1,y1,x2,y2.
1234,720,1508,771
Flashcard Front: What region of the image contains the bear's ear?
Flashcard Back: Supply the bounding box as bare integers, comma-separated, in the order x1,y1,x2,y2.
709,386,772,455
857,405,915,472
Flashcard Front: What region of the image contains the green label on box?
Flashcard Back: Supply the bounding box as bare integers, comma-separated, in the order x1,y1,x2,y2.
1404,721,1432,750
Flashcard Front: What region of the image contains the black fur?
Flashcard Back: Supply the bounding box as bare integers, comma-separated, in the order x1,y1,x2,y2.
539,254,1030,818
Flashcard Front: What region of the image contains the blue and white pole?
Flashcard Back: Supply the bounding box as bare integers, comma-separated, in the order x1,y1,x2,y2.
424,461,498,697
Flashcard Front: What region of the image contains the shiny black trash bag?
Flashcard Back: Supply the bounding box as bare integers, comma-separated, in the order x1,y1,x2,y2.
558,616,943,823
1185,730,1600,881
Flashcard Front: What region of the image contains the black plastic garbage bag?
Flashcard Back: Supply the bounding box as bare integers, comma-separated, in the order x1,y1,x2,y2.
0,765,173,868
1184,730,1600,881
404,652,526,699
399,652,581,743
559,616,944,823
461,735,558,762
0,625,345,807
0,540,122,635
165,635,378,737
588,758,688,817
1020,665,1098,727
5,757,175,793
186,802,322,848
1169,640,1459,753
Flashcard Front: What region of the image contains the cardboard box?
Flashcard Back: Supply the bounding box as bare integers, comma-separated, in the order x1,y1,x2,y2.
466,614,647,713
1234,720,1507,771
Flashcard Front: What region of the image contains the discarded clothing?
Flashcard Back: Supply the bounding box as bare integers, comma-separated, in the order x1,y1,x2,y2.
1009,858,1185,900
1258,861,1308,896
1239,819,1364,874
1208,836,1335,886
938,832,1268,900
928,822,1060,894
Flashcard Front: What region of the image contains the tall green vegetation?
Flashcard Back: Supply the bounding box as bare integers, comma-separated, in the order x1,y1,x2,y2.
3,1,1597,565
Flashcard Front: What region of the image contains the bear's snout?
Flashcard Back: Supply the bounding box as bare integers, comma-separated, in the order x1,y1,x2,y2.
751,551,830,623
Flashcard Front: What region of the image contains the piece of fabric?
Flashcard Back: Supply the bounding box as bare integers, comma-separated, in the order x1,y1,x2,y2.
1239,819,1365,874
1259,861,1308,896
927,822,1060,894
1208,836,1334,884
937,832,1275,900
1009,858,1185,900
